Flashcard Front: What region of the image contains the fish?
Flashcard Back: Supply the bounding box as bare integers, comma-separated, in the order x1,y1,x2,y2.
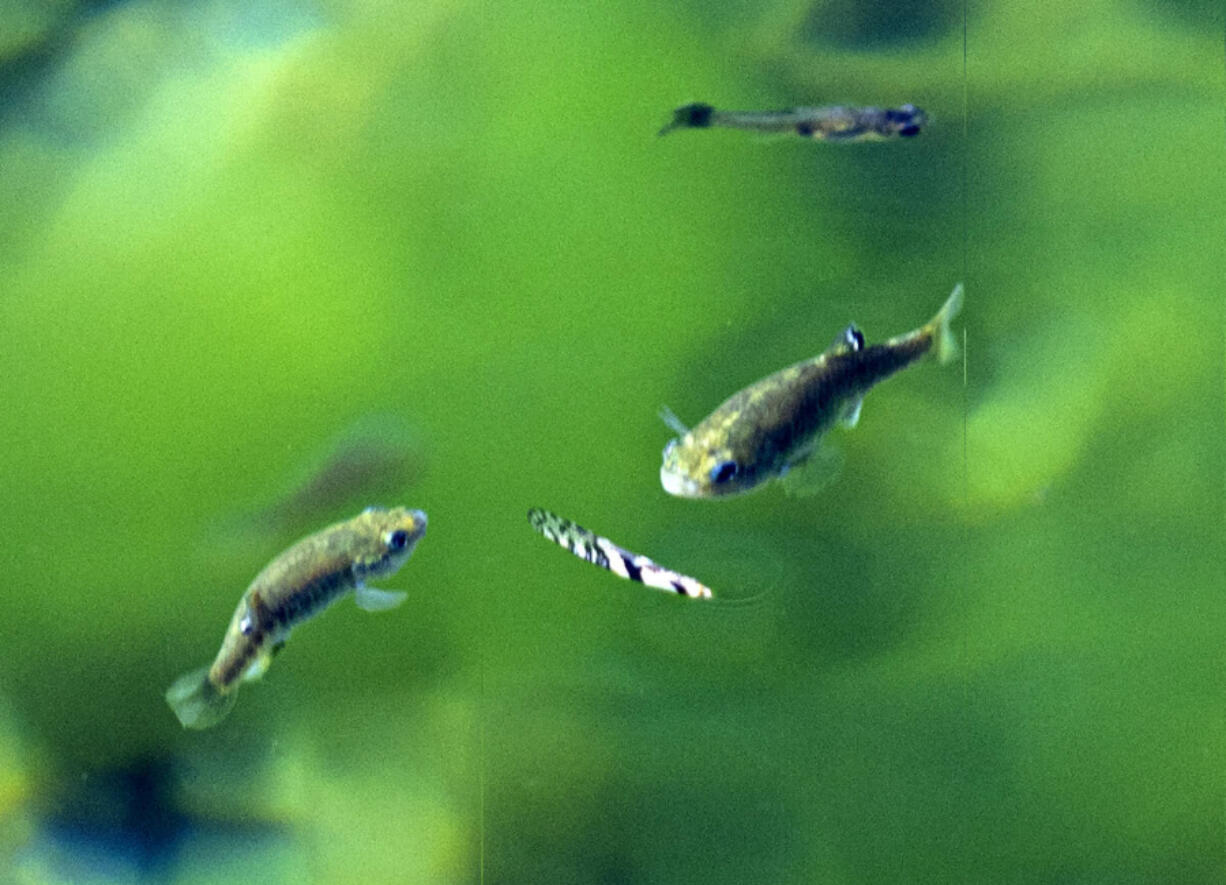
166,506,428,729
527,507,712,599
658,102,927,140
659,283,963,499
229,414,423,539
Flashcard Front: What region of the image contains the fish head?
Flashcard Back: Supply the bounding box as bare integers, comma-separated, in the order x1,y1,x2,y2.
659,432,755,499
888,103,927,137
351,506,428,580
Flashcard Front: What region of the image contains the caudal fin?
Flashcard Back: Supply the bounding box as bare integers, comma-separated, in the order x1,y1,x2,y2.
930,283,964,365
659,103,715,136
165,666,238,730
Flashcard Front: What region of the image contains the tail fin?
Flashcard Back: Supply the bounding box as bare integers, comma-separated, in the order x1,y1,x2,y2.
165,666,238,730
930,283,964,365
658,103,715,136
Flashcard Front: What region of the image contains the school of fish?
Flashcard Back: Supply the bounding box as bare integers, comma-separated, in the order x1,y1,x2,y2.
167,93,960,729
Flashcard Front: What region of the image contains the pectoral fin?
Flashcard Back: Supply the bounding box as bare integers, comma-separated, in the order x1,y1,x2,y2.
658,405,688,436
242,651,273,683
780,442,844,498
840,396,863,428
354,584,408,612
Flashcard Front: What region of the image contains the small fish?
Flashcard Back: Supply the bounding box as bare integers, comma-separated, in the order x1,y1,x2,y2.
166,506,427,729
658,102,927,140
660,284,963,499
239,414,423,538
527,507,712,599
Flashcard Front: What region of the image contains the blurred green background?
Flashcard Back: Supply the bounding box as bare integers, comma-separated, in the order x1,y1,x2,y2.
1,0,1222,882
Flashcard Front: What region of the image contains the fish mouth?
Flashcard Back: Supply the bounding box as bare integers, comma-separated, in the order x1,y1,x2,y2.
660,466,701,498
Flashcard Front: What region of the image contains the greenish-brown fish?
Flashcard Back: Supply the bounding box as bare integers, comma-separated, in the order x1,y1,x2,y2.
659,284,963,499
658,102,927,140
166,506,427,729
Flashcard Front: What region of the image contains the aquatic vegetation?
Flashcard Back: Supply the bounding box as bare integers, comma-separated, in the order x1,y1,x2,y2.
0,0,1221,881
0,698,37,867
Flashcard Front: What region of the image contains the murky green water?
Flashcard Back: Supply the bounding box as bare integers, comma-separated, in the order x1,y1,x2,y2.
1,0,1222,882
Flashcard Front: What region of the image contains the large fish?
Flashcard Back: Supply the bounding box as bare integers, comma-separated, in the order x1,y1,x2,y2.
166,506,427,729
660,284,963,499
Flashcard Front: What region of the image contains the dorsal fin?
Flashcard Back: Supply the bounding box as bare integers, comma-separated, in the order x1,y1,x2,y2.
828,324,864,355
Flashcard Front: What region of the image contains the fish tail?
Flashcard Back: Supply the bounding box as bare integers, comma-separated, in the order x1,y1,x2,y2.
659,103,715,136
929,282,964,365
165,666,238,730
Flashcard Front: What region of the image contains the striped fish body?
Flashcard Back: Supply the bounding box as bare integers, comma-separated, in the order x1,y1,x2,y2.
528,508,712,599
660,285,962,499
166,506,426,729
211,524,374,689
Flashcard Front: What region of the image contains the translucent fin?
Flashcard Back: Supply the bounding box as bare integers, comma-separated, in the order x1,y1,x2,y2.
242,651,272,683
780,443,844,497
828,324,865,356
354,584,408,612
658,405,688,436
659,103,714,136
930,283,964,365
165,666,238,730
840,396,864,428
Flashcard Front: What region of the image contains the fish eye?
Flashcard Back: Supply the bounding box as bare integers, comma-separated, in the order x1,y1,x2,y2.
709,460,738,484
386,529,409,550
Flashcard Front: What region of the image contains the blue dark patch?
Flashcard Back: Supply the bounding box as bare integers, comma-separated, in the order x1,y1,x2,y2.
622,556,643,583
679,103,714,128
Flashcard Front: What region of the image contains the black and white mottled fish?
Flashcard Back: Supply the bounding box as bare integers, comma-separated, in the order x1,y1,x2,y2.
658,102,927,141
527,507,712,599
166,506,427,729
660,284,963,499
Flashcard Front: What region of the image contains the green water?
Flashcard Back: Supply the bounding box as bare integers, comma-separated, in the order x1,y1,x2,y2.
1,0,1222,881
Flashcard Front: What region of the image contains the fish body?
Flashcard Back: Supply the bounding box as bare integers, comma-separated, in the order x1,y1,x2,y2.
527,508,712,599
659,284,963,499
659,102,927,140
166,506,427,729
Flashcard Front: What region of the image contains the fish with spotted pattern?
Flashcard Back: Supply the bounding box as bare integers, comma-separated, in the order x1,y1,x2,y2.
165,506,427,729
